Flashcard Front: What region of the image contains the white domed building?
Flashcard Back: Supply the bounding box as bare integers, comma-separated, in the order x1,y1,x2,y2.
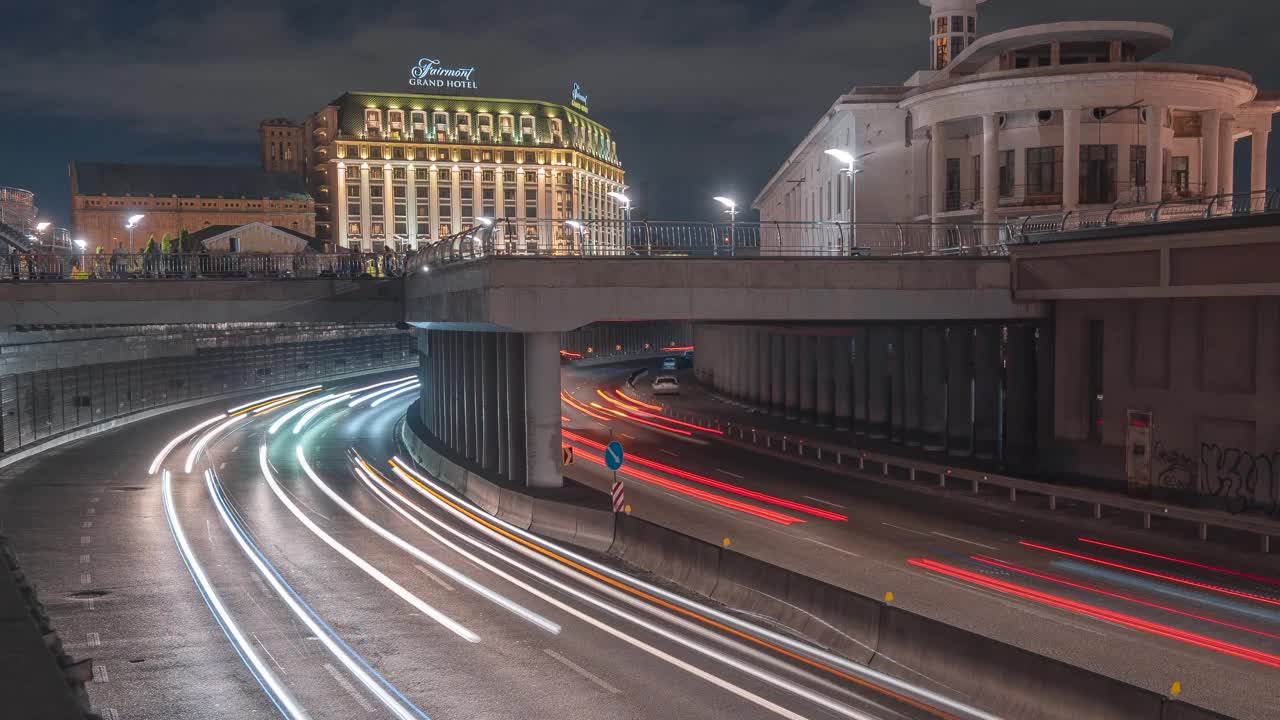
754,0,1279,244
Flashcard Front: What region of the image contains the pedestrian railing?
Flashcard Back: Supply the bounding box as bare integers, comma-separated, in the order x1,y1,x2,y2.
0,252,409,281
657,403,1280,552
1008,188,1279,241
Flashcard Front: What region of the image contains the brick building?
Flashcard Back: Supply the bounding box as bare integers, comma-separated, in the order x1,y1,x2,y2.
69,161,315,252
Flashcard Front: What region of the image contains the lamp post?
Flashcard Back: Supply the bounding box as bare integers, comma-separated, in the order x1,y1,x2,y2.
125,214,145,253
824,148,871,254
565,219,587,255
607,191,632,254
713,196,737,256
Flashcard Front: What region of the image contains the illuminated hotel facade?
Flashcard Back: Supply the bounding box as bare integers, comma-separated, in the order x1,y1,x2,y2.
294,91,626,252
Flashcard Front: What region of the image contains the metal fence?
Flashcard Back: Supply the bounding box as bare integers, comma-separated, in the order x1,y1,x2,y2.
0,252,409,281
1008,188,1280,239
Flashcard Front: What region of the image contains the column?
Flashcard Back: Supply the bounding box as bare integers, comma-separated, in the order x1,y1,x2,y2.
832,335,852,431
770,334,785,415
1146,105,1166,201
946,325,974,456
495,167,506,220
450,166,462,234
756,329,770,410
406,164,418,248
447,332,459,452
1004,325,1037,472
745,329,759,406
384,164,394,247
981,114,1000,245
481,333,499,472
537,170,549,249
495,333,508,479
902,326,923,446
359,163,372,250
852,327,870,433
473,167,484,224
336,163,348,249
972,325,1000,459
921,326,947,451
1201,110,1221,198
524,331,561,488
429,165,440,242
888,325,905,443
505,333,526,485
1251,128,1269,210
784,334,800,420
930,122,946,249
1062,107,1081,211
798,335,816,424
867,327,889,439
815,336,834,427
1219,118,1235,198
463,332,477,461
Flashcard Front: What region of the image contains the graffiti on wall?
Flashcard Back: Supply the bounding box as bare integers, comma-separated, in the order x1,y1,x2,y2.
1153,441,1280,515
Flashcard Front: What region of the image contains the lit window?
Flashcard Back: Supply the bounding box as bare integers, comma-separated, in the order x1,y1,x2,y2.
520,115,536,142
499,114,514,140
364,109,382,135
550,118,563,145
388,109,405,136
456,113,471,142
433,112,449,142
411,110,427,139
478,114,493,142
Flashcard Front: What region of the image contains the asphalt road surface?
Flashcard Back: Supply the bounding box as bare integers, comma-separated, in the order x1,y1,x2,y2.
1,370,979,720
561,362,1280,720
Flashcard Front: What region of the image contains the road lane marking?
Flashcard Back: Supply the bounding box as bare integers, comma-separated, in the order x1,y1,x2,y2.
618,432,636,440
82,521,93,529
80,554,90,564
414,564,455,591
543,648,621,694
881,522,929,537
715,468,745,479
660,449,679,457
803,496,845,509
80,572,92,585
931,531,997,551
87,632,100,647
92,664,109,683
87,598,96,611
85,508,96,516
804,538,862,558
252,632,287,673
322,662,377,713
80,536,91,546
231,445,239,453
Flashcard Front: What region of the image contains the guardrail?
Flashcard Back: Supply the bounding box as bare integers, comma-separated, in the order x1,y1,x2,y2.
1009,188,1279,239
0,252,409,281
658,403,1279,552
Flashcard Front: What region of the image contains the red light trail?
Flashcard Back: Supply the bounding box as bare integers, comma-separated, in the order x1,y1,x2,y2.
1077,537,1280,587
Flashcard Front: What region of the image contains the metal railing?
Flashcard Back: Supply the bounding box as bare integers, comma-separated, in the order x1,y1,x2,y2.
1009,188,1280,240
0,252,409,281
410,219,1014,269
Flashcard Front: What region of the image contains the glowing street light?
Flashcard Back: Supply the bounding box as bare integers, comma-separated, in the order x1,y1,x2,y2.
713,196,738,222
74,238,87,250
35,221,50,233
475,217,493,227
125,213,145,253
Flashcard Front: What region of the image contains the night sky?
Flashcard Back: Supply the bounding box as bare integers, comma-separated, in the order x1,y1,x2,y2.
3,0,1278,228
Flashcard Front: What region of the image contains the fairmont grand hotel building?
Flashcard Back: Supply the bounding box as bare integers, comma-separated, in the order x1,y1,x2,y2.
275,91,625,251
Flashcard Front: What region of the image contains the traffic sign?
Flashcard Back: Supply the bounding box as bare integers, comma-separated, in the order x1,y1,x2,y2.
562,446,574,466
611,480,626,512
605,440,625,471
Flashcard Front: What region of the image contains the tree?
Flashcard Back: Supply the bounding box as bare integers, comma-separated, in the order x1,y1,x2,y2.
160,232,172,253
143,234,156,253
178,228,191,252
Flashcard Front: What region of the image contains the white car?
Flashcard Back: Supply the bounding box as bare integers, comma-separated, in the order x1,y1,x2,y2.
652,375,680,395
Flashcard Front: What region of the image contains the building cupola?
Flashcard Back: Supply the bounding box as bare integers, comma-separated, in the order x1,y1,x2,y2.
920,0,987,70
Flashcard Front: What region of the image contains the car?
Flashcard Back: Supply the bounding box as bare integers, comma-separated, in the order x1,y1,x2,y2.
652,375,680,395
661,357,678,370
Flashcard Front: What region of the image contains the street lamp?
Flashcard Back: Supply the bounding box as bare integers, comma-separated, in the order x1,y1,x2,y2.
713,196,737,222
125,214,145,253
825,149,872,255
74,239,86,250
607,191,632,254
35,221,50,233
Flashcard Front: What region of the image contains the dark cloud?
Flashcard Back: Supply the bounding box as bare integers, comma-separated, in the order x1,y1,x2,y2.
2,0,1277,226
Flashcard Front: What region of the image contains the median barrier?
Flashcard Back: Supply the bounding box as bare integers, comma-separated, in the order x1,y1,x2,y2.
528,497,581,546
464,471,501,516
612,515,721,597
496,488,535,530
571,507,618,553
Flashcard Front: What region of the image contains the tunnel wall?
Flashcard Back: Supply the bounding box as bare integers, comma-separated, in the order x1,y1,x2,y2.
0,323,413,455
559,321,693,363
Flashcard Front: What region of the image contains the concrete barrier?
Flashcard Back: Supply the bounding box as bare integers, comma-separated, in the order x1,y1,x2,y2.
528,498,581,547
496,488,535,530
612,515,720,597
573,507,619,553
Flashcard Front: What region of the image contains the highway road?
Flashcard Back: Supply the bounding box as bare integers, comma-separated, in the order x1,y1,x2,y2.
0,370,988,720
561,362,1280,720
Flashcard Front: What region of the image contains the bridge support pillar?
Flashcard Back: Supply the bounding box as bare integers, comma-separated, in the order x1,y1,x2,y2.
973,324,1000,459
946,325,974,456
784,334,800,420
888,325,905,444
524,331,563,488
867,327,890,439
481,332,500,472
1004,325,1037,472
770,333,785,415
815,335,834,427
505,333,527,485
921,325,947,451
799,335,816,423
755,329,770,410
902,325,923,446
853,327,869,434
833,334,851,431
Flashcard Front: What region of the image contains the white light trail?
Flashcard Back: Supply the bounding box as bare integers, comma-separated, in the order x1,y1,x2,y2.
183,415,246,474
161,470,310,719
369,384,419,408
226,386,322,415
346,375,417,396
292,394,353,435
258,446,478,643
349,379,419,408
269,394,335,435
293,447,557,634
149,414,225,475
205,468,431,720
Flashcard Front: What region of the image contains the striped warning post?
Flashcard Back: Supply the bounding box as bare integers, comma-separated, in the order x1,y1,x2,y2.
611,480,626,513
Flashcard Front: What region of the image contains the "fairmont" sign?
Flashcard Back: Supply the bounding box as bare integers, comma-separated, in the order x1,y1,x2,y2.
570,82,589,114
410,57,478,90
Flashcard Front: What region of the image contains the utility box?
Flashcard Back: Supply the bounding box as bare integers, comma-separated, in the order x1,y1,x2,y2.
1125,410,1154,496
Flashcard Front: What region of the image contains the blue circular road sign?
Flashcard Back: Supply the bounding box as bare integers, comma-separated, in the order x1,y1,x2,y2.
605,440,625,471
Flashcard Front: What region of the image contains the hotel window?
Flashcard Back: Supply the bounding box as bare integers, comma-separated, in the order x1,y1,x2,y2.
411,111,427,139
369,184,384,220
370,166,384,180
504,151,516,163
460,187,474,223
364,109,381,136
499,114,514,140
1026,146,1063,196
414,148,427,161
520,115,536,142
439,223,452,238
460,169,472,182
433,112,449,141
416,187,430,233
371,222,384,237
504,189,516,218
478,114,493,142
416,169,430,181
438,168,451,182
503,170,516,183
481,150,493,162
458,149,471,162
393,185,407,236
481,188,495,218
456,113,471,142
550,118,564,145
392,146,405,160
388,110,405,137
999,150,1015,196
482,170,495,182
348,221,361,236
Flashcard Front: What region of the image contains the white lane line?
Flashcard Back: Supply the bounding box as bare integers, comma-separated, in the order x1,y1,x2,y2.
322,662,377,714
715,468,745,479
79,554,91,565
804,538,862,558
85,507,96,516
219,463,227,470
802,496,845,509
231,445,239,453
543,648,621,695
87,632,100,647
930,531,997,551
414,564,455,592
89,497,99,503
252,632,288,674
82,521,93,529
250,572,271,597
660,449,679,457
618,432,636,440
881,522,929,537
93,664,109,683
80,536,91,546
80,572,92,585
86,598,96,611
